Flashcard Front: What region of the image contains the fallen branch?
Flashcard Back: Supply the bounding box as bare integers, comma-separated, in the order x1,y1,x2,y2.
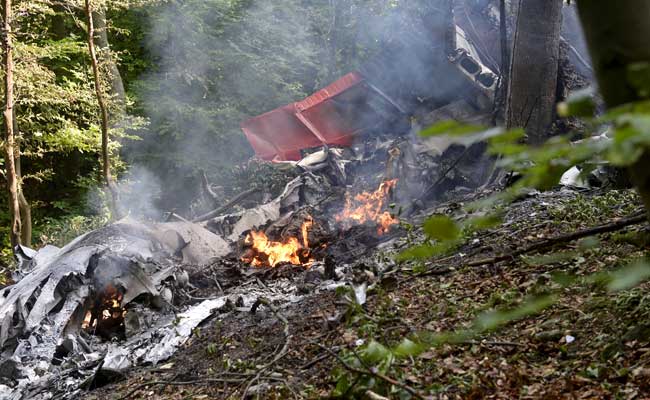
200,169,220,209
165,212,190,223
312,342,426,400
468,211,647,267
192,187,258,222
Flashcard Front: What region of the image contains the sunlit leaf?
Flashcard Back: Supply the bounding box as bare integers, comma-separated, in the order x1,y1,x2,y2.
363,341,393,364
607,261,650,291
488,128,525,145
393,338,427,358
521,251,578,266
557,87,597,117
397,242,457,261
419,120,486,137
423,215,460,241
463,213,502,233
474,295,557,331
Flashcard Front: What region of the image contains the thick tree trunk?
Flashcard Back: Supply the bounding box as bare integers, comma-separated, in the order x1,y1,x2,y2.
92,10,126,116
2,0,21,250
506,0,563,144
85,0,121,219
576,1,650,215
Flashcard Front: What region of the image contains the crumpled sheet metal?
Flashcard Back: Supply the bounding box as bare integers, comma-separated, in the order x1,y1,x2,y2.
0,220,191,392
144,297,227,364
101,296,228,371
205,173,331,242
1,218,229,353
0,244,99,349
153,221,231,265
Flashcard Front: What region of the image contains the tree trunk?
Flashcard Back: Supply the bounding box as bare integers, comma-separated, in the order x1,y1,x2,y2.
92,9,126,116
85,0,122,219
50,5,68,40
506,0,563,144
576,1,650,215
492,0,510,124
13,112,30,247
2,0,21,250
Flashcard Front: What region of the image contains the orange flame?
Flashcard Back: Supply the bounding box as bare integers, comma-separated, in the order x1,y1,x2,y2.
243,217,314,267
81,285,127,330
335,179,399,235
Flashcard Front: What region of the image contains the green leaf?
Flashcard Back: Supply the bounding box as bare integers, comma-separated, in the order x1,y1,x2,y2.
463,213,502,233
599,100,650,122
397,242,458,261
423,215,460,241
363,341,392,364
521,251,578,266
396,244,435,261
557,88,597,117
333,373,351,396
551,271,578,288
628,62,650,99
578,236,601,251
474,295,557,332
393,338,426,358
419,120,486,137
607,125,646,166
488,128,525,145
607,261,650,291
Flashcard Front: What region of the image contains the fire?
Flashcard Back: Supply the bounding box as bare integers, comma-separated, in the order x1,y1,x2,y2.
243,217,314,267
81,285,127,331
335,179,399,235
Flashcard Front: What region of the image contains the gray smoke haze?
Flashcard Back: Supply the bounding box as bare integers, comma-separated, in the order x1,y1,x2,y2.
118,0,592,217
116,165,163,220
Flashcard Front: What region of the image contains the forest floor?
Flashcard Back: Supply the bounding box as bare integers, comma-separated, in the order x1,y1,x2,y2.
81,187,650,399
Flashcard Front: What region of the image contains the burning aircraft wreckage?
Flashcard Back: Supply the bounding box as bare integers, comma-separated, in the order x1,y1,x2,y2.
0,7,590,399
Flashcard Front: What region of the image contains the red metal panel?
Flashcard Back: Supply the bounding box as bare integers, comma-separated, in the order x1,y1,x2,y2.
241,72,367,161
241,104,322,161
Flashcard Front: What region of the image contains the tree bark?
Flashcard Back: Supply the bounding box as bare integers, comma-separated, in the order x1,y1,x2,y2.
492,0,510,124
506,0,563,144
50,5,68,40
2,0,21,250
85,0,121,219
92,9,126,116
13,112,30,247
576,1,650,215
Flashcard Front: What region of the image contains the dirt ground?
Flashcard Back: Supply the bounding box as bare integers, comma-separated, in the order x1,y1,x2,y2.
83,188,650,399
